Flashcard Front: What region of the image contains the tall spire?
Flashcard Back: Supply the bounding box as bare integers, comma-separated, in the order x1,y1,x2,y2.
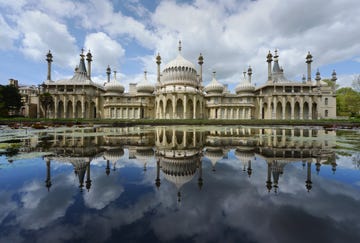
106,65,111,82
46,50,53,81
266,50,273,82
78,49,87,75
306,51,313,82
156,53,161,84
86,50,92,79
113,70,117,81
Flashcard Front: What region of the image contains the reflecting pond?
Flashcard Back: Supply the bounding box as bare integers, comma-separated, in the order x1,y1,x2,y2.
0,125,360,243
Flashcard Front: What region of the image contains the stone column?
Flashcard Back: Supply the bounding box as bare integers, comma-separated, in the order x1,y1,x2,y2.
300,99,304,120
82,97,85,119
172,96,176,119
71,97,75,119
64,98,67,119
54,96,58,119
291,98,295,120
193,96,197,119
184,96,187,119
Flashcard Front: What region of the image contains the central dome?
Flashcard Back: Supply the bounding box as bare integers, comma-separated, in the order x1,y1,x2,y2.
161,42,198,87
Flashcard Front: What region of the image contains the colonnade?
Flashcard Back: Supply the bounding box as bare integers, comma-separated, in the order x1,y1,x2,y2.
207,107,252,119
155,96,203,119
259,97,318,120
45,96,98,119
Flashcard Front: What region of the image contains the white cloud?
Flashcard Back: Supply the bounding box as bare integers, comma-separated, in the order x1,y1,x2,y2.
17,10,78,68
0,15,19,50
84,32,125,74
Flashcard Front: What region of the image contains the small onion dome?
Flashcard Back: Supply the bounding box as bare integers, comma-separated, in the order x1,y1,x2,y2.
136,71,154,93
161,157,198,189
105,70,124,93
135,147,155,163
235,71,255,94
235,146,255,161
103,148,124,163
204,72,224,94
204,147,223,168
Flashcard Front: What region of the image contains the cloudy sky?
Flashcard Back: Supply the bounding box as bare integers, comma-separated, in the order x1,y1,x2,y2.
0,0,359,91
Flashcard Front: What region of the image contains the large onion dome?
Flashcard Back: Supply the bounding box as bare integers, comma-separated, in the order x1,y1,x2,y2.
204,72,224,94
104,71,124,94
136,71,154,93
235,71,255,94
161,154,198,189
160,41,198,87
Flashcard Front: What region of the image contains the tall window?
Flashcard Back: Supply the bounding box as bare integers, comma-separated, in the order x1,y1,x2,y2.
325,98,328,105
325,110,328,117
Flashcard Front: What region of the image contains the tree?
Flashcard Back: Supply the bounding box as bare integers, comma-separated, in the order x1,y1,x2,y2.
352,74,360,92
0,85,22,117
336,87,360,117
39,92,54,118
322,79,339,90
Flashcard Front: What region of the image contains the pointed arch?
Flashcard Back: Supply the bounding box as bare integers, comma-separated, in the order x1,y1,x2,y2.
165,99,173,119
67,100,73,119
303,102,309,119
186,99,194,119
294,102,300,119
196,100,201,119
176,99,184,119
276,101,282,119
75,101,82,118
285,102,291,119
58,100,64,118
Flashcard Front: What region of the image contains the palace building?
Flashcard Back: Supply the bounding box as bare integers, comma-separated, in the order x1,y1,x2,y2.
31,42,336,120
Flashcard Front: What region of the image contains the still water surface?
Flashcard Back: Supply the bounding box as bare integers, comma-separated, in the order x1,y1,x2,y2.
0,125,359,243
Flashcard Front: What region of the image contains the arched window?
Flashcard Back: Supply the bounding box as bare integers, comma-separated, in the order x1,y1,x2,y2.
325,98,328,105
325,110,328,117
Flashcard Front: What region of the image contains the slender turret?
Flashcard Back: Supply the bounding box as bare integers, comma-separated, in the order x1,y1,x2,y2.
156,53,161,84
86,50,92,79
46,50,53,81
266,51,273,82
198,53,204,86
306,51,313,83
106,65,111,82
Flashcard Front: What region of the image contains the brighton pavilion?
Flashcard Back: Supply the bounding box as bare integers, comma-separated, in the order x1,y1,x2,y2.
18,42,337,120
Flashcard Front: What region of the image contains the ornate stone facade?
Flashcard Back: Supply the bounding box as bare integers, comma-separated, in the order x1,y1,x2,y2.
35,43,336,120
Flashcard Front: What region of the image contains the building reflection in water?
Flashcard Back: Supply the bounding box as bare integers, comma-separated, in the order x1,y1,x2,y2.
34,126,336,197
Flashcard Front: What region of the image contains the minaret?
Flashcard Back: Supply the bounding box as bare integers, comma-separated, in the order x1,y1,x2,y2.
85,163,92,192
198,53,204,86
45,158,52,191
155,159,161,189
106,65,111,82
198,159,203,190
247,160,252,177
247,66,252,84
106,160,110,176
306,51,313,83
331,70,337,90
305,162,312,192
86,50,92,79
46,50,53,81
156,53,161,84
266,162,272,192
315,69,321,86
113,70,117,81
266,51,273,82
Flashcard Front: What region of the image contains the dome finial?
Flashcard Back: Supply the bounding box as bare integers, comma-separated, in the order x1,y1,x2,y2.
113,70,117,80
178,40,182,53
144,70,147,80
212,71,216,78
